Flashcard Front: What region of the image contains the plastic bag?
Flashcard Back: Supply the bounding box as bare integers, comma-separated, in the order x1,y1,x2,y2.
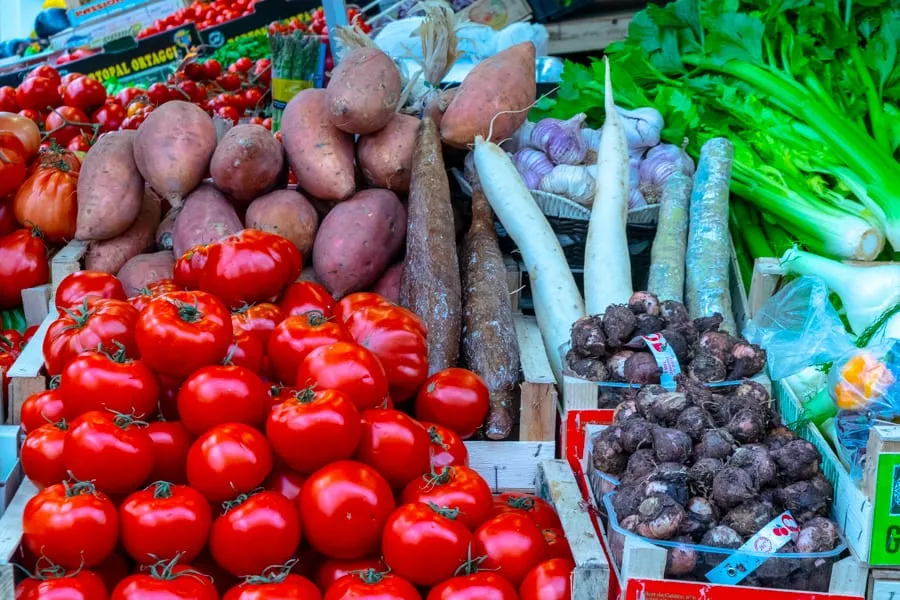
744,276,856,380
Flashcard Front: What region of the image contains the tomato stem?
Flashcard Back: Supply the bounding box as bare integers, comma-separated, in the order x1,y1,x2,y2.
454,545,488,576
349,567,391,585
40,106,100,144
505,496,535,511
220,487,263,513
59,299,92,332
110,410,148,429
243,559,298,585
304,310,328,327
427,426,450,449
292,387,317,404
52,418,68,431
48,375,61,390
149,481,174,499
63,474,97,498
427,501,460,520
421,465,452,491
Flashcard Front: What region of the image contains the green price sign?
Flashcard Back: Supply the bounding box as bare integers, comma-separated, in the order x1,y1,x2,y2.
871,452,900,565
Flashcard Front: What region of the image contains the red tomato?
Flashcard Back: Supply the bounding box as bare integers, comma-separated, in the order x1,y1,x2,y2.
20,387,65,434
115,87,144,108
400,465,493,531
186,422,274,502
43,299,139,375
422,422,469,470
177,364,269,435
0,197,16,238
279,281,335,318
315,557,385,592
415,369,490,439
92,553,130,596
224,573,322,600
146,420,193,484
426,573,518,600
296,342,389,411
252,59,271,86
216,73,242,91
135,290,232,378
518,559,573,600
230,57,254,73
492,493,562,530
343,304,428,403
324,570,420,600
334,292,391,323
59,350,159,420
0,86,18,111
354,409,430,489
54,271,126,311
542,528,574,562
120,481,212,564
112,565,219,599
227,327,265,372
382,502,472,586
156,374,183,421
216,105,240,124
473,513,549,586
298,460,394,559
146,82,172,105
27,65,61,85
174,80,207,103
91,102,127,133
63,76,106,112
264,462,307,501
232,302,284,346
203,59,223,80
266,388,361,474
127,278,183,312
13,147,80,243
17,76,61,111
67,133,92,152
21,420,68,488
17,570,109,600
210,491,301,577
44,106,91,145
242,87,263,110
64,411,155,495
0,228,49,309
0,131,26,197
183,62,206,81
23,480,119,568
267,313,351,384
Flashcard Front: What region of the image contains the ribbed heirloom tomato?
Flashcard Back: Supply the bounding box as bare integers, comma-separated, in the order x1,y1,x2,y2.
268,313,351,384
58,349,160,420
210,490,301,577
296,342,389,411
401,465,493,531
64,411,155,496
54,271,126,310
177,364,269,436
43,298,139,375
324,569,421,600
426,572,519,600
17,569,109,600
473,513,550,586
381,503,472,586
266,387,361,474
299,460,395,559
415,369,490,439
14,148,80,243
186,422,273,502
422,422,469,470
334,292,392,322
354,409,431,489
23,480,119,568
21,419,68,488
120,481,212,564
135,290,231,378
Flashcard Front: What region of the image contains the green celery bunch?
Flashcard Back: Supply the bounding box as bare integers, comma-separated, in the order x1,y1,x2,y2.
535,0,900,260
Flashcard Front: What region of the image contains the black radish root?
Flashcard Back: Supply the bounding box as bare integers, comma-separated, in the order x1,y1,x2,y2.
729,381,772,414
637,494,685,539
676,406,715,441
592,426,628,475
628,291,661,316
688,458,724,493
635,314,666,336
646,463,690,506
660,300,689,325
723,500,774,537
624,352,662,384
606,350,634,380
636,385,668,419
677,374,713,408
660,328,691,364
665,537,699,576
647,392,691,425
570,315,606,357
688,350,727,382
620,419,655,453
766,426,800,451
695,429,736,461
622,449,658,484
695,313,724,334
729,342,768,379
771,440,821,482
712,467,758,509
603,304,637,347
796,517,839,553
613,400,640,423
729,445,777,488
701,524,743,548
653,427,693,464
565,350,609,381
698,331,735,364
775,480,830,520
613,483,647,518
727,409,767,443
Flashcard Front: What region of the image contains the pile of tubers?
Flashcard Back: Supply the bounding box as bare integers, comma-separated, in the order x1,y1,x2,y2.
594,378,841,590
565,291,767,394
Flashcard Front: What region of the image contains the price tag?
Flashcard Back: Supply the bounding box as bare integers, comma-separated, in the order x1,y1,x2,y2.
705,511,799,585
640,333,681,391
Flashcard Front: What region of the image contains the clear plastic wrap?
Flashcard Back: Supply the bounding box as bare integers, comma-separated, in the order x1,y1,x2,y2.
744,276,856,380
646,171,691,303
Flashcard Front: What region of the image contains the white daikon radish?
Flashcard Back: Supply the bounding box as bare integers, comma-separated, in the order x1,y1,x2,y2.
474,136,585,381
584,57,633,315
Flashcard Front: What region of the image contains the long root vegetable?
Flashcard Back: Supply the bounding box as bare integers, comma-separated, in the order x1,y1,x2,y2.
76,130,143,241
647,172,691,302
325,47,401,135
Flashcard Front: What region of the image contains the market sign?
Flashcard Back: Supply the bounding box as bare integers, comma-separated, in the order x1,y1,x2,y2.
868,426,900,566
68,0,148,25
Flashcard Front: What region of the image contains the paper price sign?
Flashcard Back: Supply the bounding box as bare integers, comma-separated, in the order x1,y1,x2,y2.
640,333,682,391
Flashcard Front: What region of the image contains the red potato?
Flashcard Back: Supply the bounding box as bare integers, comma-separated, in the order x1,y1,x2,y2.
245,189,318,258
116,251,175,296
325,47,401,135
76,130,143,241
357,113,419,192
171,184,243,258
281,89,356,202
313,188,407,298
84,189,162,273
440,42,536,149
133,100,217,207
209,124,283,203
156,206,180,251
372,262,404,303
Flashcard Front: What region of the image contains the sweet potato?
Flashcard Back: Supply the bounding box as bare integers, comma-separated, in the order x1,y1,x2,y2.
209,124,283,203
84,189,161,273
76,130,143,241
245,189,318,258
423,89,457,130
117,251,175,296
133,101,217,207
171,184,242,258
312,188,406,298
325,47,401,135
281,89,356,202
372,262,404,303
440,42,536,149
357,113,419,192
156,207,180,251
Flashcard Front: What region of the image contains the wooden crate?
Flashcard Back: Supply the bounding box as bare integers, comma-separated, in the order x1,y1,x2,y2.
565,410,868,600
0,463,606,599
545,9,634,55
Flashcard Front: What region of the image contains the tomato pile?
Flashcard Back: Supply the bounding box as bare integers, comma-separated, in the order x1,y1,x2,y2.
267,7,372,36
14,231,576,600
139,0,257,38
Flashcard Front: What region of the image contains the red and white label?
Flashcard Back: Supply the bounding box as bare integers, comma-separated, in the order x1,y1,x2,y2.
640,333,681,391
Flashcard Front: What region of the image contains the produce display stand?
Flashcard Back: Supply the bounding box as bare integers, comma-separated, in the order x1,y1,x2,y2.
0,460,606,598
50,0,189,50
197,0,320,49
563,409,869,600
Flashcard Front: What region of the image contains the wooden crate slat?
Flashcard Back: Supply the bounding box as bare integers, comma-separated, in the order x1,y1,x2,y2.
19,285,51,328
50,240,89,294
465,441,554,491
6,312,54,425
513,314,556,442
